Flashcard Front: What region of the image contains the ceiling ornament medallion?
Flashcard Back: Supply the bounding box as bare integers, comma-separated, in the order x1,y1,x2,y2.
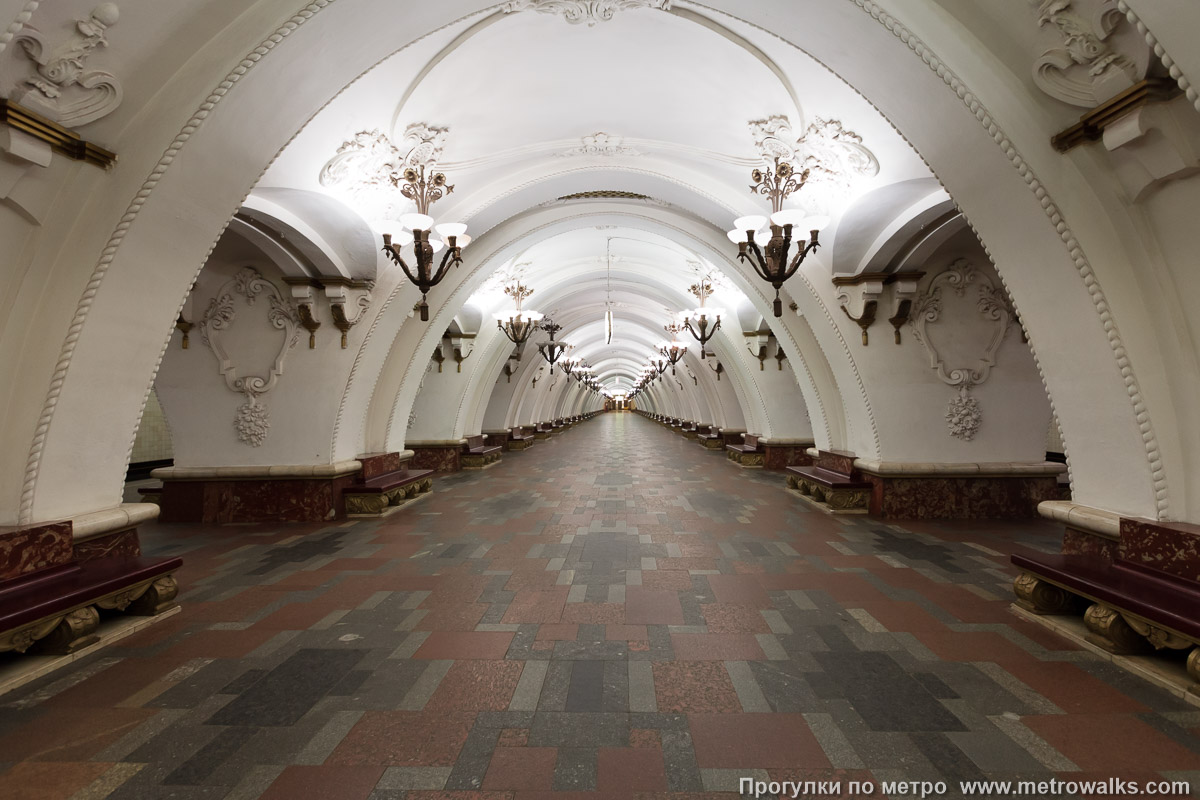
318,124,448,221
1029,0,1152,108
907,260,1014,441
558,132,642,157
11,3,123,127
748,115,879,208
198,267,301,447
501,0,671,26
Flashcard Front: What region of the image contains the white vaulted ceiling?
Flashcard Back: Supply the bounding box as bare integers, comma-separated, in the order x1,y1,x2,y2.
251,1,941,393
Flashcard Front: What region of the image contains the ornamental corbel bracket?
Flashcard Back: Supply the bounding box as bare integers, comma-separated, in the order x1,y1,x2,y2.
431,343,446,373
324,278,373,349
833,273,886,345
884,272,925,344
448,333,476,372
743,329,772,369
283,277,322,349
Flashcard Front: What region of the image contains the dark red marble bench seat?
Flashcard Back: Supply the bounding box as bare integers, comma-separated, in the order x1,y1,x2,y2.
784,465,870,490
1011,553,1200,642
725,434,762,454
1,554,182,654
344,467,434,514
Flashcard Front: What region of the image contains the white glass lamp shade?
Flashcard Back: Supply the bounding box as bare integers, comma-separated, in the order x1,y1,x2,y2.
690,306,724,321
669,340,687,351
734,215,768,234
456,234,472,248
494,309,543,324
429,238,446,254
385,229,415,248
802,215,831,232
727,229,749,244
435,222,467,240
400,212,435,231
770,209,807,228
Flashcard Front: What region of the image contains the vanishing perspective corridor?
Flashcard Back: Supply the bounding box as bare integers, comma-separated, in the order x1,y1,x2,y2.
2,414,1198,799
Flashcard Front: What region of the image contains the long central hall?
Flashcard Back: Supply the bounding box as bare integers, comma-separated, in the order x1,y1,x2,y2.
2,412,1197,799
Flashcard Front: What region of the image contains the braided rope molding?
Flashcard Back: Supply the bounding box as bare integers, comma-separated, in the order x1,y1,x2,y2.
0,1,39,54
845,0,1168,516
1118,1,1200,114
19,1,338,524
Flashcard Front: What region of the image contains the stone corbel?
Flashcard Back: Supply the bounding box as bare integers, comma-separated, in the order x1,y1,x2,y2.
744,330,772,370
885,272,924,344
449,333,475,373
0,121,53,223
325,279,373,348
175,287,195,350
833,273,885,345
284,278,321,349
1100,95,1200,201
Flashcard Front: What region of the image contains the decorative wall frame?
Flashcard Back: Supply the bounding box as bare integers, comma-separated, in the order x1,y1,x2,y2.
199,267,300,446
908,260,1013,441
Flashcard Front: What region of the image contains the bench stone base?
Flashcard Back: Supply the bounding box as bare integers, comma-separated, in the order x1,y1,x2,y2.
786,473,870,514
726,449,764,468
1,573,179,657
506,439,533,451
1013,571,1200,694
534,432,552,440
462,452,502,469
344,477,433,516
699,437,724,450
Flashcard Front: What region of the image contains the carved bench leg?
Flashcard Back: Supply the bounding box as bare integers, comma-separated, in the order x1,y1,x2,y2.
346,493,389,515
128,575,180,616
1084,604,1150,654
1012,573,1076,615
31,606,100,655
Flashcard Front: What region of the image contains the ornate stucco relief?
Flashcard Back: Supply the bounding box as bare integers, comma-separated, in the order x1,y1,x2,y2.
748,115,879,209
199,267,300,446
908,260,1013,441
501,0,671,26
558,132,642,157
318,124,447,221
11,3,123,126
1028,0,1152,108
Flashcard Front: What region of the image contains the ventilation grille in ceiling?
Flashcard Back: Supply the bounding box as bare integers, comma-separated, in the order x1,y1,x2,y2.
558,190,651,201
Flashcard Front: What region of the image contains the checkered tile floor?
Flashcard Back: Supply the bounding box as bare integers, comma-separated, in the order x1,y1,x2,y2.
2,412,1199,799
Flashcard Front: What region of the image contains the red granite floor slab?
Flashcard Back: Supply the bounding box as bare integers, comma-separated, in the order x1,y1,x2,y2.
414,631,516,660
670,633,766,661
625,587,685,625
427,660,525,711
689,714,830,769
328,710,477,766
596,747,668,793
260,765,385,800
482,747,558,791
652,662,741,713
699,603,771,634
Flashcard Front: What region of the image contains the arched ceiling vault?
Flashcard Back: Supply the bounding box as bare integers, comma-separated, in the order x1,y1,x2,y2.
3,0,1192,527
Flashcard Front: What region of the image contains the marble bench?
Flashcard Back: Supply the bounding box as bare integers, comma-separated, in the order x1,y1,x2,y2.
726,434,765,468
0,554,181,656
1012,552,1200,692
463,435,503,469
